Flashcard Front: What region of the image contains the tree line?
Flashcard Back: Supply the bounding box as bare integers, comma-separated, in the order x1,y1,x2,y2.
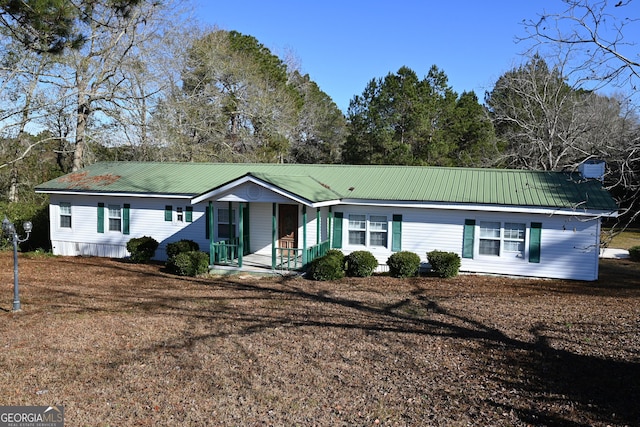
0,0,638,231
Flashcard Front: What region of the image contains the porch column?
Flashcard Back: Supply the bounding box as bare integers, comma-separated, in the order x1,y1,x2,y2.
302,205,307,265
271,203,277,269
238,203,244,267
316,207,321,245
208,201,215,265
328,206,333,248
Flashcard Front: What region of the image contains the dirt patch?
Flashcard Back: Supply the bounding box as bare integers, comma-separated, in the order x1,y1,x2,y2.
1,254,639,426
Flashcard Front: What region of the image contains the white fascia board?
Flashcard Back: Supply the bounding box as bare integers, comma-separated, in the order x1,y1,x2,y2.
191,175,316,207
35,189,194,199
338,199,618,218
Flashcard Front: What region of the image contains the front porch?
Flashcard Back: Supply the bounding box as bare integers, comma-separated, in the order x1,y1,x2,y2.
206,200,335,273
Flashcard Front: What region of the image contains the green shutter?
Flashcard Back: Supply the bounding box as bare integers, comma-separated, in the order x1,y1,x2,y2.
332,212,343,249
392,214,402,252
462,219,475,258
164,205,172,221
123,204,130,235
205,206,211,239
529,222,542,263
97,203,104,233
185,206,193,223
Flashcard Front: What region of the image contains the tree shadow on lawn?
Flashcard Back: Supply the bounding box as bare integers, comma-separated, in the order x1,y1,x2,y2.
13,255,640,425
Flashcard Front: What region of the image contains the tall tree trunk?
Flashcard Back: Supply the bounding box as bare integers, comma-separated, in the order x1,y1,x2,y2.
73,100,90,172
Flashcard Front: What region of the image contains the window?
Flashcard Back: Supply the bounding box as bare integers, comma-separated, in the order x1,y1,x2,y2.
504,222,525,255
348,214,366,245
369,215,388,248
218,208,235,239
479,221,501,256
177,207,184,222
479,221,526,257
108,205,121,232
60,202,72,228
348,214,388,247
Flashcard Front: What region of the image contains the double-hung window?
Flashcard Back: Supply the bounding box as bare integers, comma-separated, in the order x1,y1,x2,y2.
217,208,235,239
348,214,388,248
479,221,526,257
108,205,122,232
60,202,72,228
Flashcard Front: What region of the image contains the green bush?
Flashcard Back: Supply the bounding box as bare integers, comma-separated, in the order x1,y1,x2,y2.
325,249,345,262
307,253,345,281
427,250,461,278
345,250,378,277
1,202,50,252
126,236,159,263
386,251,421,278
168,251,209,276
166,239,200,259
629,245,640,262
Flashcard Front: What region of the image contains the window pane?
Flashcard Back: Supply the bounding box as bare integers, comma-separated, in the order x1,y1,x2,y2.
479,239,500,256
349,230,366,245
109,218,121,231
60,203,71,215
60,216,71,228
369,216,388,231
479,221,500,238
348,214,366,230
218,208,229,223
370,231,387,247
504,241,524,253
504,223,525,240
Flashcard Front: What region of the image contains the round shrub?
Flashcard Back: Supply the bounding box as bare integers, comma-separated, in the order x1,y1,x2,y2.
168,251,209,276
166,239,200,259
427,250,461,278
386,251,421,278
126,236,159,263
325,249,345,263
306,253,345,281
345,250,378,277
629,245,640,262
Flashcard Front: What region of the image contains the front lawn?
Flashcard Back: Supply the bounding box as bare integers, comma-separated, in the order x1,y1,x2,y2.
1,253,639,426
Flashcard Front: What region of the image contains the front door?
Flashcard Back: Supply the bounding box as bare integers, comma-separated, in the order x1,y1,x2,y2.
278,204,298,254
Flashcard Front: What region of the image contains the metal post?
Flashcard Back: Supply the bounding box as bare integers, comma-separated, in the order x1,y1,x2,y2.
12,233,20,312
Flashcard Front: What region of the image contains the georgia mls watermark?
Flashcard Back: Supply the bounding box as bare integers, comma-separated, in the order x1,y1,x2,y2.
0,406,64,427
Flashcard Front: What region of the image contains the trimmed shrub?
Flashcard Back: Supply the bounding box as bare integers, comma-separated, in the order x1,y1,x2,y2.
427,250,461,278
325,249,345,262
345,250,378,277
169,251,209,276
386,251,421,278
307,253,345,281
126,236,159,263
166,239,200,259
629,245,640,262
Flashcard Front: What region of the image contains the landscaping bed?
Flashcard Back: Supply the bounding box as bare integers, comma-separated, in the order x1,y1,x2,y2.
1,253,639,426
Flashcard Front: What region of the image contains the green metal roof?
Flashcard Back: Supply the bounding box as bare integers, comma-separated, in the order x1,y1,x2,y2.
35,162,618,212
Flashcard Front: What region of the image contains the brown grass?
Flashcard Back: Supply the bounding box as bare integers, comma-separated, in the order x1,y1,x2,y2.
1,253,639,426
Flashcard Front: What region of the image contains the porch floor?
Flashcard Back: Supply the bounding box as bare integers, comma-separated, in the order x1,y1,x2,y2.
208,253,302,276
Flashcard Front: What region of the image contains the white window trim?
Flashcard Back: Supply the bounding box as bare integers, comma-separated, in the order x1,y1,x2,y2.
347,214,389,248
108,204,122,233
59,202,72,230
477,220,527,259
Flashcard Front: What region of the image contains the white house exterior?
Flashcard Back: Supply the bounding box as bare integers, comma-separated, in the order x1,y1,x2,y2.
36,162,618,281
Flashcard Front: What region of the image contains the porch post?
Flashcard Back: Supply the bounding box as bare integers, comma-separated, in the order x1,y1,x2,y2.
328,206,333,248
272,203,277,269
208,201,214,265
238,203,244,267
302,205,307,265
228,201,233,239
316,207,321,245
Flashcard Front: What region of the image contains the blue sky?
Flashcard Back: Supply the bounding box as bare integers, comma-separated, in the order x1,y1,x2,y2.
191,1,580,111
